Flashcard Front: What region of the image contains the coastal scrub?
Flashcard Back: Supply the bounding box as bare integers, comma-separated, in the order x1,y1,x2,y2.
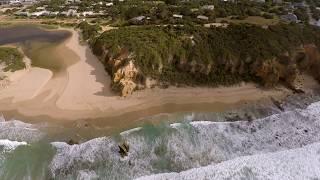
80,23,320,95
0,47,25,72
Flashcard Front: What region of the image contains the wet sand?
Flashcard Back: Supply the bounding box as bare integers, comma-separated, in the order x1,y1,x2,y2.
0,26,315,127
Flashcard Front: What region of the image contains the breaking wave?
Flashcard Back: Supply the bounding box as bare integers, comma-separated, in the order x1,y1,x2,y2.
49,101,320,179
0,100,320,179
137,142,320,180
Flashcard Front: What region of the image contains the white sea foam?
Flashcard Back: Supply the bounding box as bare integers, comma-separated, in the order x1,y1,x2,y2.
0,117,44,142
76,170,98,180
136,142,320,180
120,127,142,136
49,101,320,180
0,139,27,153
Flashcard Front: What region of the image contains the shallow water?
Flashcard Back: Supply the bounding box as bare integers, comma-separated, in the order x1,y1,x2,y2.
0,25,72,73
0,25,70,45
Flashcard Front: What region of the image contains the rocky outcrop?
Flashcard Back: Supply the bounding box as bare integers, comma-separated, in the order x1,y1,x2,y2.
113,61,139,97
299,44,320,82
253,45,320,90
118,141,129,157
99,48,142,97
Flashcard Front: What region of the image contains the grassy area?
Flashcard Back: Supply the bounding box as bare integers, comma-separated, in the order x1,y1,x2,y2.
216,16,279,26
0,47,25,72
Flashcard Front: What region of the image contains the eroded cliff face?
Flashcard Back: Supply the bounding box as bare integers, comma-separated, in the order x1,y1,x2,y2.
252,45,320,90
95,44,320,96
98,48,142,97
300,45,320,82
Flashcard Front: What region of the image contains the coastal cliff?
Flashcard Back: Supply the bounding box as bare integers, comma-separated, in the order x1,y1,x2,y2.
81,23,320,96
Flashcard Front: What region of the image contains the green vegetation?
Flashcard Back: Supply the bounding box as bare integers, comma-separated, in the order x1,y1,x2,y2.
294,7,309,22
216,16,279,26
89,23,320,86
77,21,102,41
0,47,25,72
307,0,320,21
24,0,289,26
40,21,77,28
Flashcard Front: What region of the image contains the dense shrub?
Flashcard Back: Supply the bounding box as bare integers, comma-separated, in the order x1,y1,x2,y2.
77,21,102,41
0,47,25,72
90,23,320,86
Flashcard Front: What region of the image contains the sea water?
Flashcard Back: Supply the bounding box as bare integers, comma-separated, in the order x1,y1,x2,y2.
0,98,319,179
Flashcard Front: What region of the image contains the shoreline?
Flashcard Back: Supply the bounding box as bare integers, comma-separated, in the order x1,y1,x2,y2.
0,25,318,127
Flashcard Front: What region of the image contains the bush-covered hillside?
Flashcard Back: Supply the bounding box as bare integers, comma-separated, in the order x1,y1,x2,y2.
0,47,25,72
91,23,320,87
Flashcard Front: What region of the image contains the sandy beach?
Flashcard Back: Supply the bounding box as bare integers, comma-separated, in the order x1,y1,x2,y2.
0,27,315,123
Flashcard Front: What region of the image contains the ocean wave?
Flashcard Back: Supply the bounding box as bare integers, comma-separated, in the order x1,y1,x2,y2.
49,101,320,180
0,139,27,153
136,142,320,180
0,115,44,142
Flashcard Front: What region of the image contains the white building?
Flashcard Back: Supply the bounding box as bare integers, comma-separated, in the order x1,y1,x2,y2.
15,11,30,16
106,2,113,6
173,14,183,18
31,10,49,17
201,5,214,11
61,9,78,16
197,15,209,20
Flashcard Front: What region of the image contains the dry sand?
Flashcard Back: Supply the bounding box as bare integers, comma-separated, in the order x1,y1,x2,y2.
0,28,305,122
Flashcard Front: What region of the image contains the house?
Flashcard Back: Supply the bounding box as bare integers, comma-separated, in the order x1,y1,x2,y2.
22,0,36,4
106,2,113,6
65,0,81,4
280,13,298,23
204,23,228,28
15,11,29,16
82,11,93,16
190,8,199,12
36,6,45,11
197,15,209,20
31,10,50,17
130,15,145,21
129,15,145,24
61,9,78,16
8,0,21,5
201,5,214,11
0,0,23,5
49,11,59,16
173,14,183,18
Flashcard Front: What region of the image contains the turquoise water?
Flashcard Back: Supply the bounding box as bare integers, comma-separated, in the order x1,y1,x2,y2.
0,142,54,180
